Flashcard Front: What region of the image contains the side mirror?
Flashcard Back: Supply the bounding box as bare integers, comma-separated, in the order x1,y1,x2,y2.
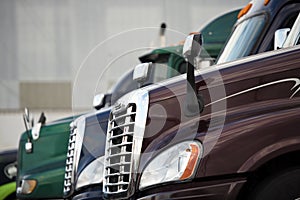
274,28,290,50
93,93,105,110
183,32,202,60
133,62,152,87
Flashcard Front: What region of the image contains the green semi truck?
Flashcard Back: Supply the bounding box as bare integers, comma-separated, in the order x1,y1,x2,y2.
16,9,239,199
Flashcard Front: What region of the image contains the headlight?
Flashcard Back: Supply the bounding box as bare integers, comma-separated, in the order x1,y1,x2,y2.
139,141,202,190
76,156,104,190
17,179,37,194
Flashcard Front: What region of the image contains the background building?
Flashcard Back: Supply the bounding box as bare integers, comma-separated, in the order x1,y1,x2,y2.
0,0,248,151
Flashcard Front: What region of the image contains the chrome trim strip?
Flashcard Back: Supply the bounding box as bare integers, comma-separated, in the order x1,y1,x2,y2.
206,77,300,106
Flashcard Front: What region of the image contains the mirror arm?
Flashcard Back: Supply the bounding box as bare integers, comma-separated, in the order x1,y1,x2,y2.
183,33,204,117
186,57,196,92
23,114,31,142
185,58,204,116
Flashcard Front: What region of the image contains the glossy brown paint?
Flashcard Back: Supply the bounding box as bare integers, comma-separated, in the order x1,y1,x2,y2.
137,46,300,198
138,177,246,200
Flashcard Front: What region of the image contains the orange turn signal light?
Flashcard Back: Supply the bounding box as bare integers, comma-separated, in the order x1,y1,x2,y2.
238,3,252,19
180,144,200,180
264,0,271,6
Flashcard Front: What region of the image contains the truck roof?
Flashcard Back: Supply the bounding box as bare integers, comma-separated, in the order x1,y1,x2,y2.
239,0,292,21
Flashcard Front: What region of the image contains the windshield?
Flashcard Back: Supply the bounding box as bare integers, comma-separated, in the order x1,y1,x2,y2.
217,14,266,64
283,12,300,48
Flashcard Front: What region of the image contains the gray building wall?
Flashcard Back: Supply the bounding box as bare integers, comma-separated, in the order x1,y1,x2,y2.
0,0,248,110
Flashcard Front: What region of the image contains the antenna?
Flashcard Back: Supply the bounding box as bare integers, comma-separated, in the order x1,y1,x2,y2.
160,23,167,47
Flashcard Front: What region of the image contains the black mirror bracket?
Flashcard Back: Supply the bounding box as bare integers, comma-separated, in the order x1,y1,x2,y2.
183,33,204,116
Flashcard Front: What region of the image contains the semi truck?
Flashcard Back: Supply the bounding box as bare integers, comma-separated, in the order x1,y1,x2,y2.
16,9,239,200
102,3,300,200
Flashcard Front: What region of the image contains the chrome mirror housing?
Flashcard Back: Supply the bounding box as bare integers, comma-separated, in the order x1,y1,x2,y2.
183,34,194,58
274,28,290,50
93,93,105,110
133,63,152,86
183,32,202,60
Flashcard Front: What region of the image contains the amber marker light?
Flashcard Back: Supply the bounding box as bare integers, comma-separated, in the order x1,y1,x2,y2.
264,0,271,6
238,3,253,19
180,144,200,180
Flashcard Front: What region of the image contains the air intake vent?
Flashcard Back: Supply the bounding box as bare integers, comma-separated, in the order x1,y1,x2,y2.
63,122,78,197
103,90,149,199
104,104,136,195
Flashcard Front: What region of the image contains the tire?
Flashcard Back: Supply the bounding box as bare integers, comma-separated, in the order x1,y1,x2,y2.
4,192,16,200
248,167,300,200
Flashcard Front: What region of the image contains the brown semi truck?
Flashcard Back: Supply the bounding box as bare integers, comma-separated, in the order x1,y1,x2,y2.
103,3,300,200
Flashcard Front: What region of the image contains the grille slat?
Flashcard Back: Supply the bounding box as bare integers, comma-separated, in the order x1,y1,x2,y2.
109,122,135,132
110,112,136,123
105,182,129,186
107,142,133,150
106,152,132,159
108,132,134,140
104,104,136,195
104,172,130,178
107,162,131,168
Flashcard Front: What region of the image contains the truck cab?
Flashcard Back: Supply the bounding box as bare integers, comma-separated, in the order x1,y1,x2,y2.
17,112,81,199
102,2,300,200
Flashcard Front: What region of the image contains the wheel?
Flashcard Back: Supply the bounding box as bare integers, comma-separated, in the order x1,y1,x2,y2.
248,167,300,200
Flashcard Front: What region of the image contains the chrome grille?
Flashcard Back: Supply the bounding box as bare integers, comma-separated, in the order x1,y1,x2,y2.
104,104,136,195
63,122,77,196
103,90,149,199
63,117,85,197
